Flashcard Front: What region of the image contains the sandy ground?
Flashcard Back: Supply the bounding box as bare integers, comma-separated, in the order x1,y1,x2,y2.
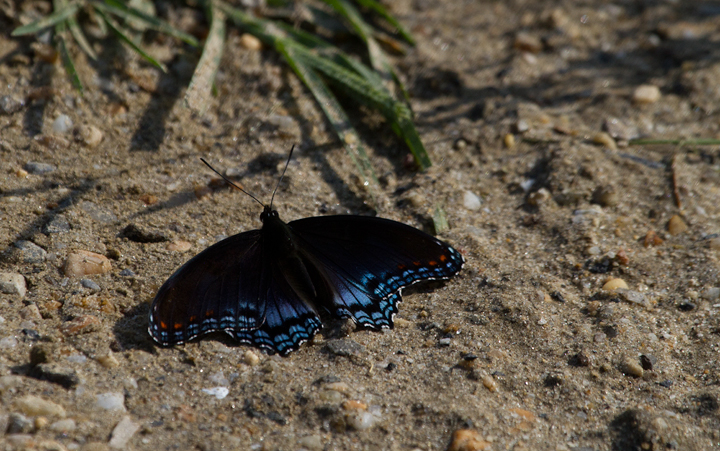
1,1,720,450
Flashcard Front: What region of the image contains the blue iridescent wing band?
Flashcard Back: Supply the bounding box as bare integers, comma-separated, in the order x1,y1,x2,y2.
289,215,464,329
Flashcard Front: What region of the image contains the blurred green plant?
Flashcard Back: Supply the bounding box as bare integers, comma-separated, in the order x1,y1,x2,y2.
12,0,429,197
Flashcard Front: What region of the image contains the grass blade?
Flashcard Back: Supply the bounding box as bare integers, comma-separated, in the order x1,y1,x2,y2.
354,0,415,45
12,3,79,36
94,6,168,72
96,0,200,47
53,0,84,93
432,204,448,235
279,42,380,200
184,1,226,115
67,14,98,60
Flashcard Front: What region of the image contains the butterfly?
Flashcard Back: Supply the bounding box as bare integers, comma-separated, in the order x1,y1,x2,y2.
148,154,464,355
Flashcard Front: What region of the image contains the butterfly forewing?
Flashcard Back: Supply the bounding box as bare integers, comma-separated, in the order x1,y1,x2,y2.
289,215,464,328
149,230,267,345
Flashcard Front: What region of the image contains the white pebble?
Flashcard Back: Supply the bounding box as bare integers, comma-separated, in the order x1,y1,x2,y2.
52,114,73,133
109,416,140,449
201,387,229,400
96,392,125,411
0,273,26,298
345,407,381,431
463,191,482,211
0,336,17,349
49,418,76,432
633,85,661,104
701,287,720,301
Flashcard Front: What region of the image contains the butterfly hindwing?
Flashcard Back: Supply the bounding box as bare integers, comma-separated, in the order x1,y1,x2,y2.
289,215,464,328
149,230,267,345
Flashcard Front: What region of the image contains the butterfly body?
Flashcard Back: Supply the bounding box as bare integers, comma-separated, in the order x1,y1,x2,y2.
149,205,464,355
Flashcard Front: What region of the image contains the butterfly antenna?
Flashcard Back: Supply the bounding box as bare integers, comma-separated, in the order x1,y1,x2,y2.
270,144,295,209
200,158,265,207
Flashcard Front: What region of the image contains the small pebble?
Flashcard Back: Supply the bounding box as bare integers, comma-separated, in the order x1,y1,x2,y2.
166,240,192,252
325,339,365,357
592,132,617,150
640,354,656,371
503,133,515,148
44,215,70,233
633,84,661,104
52,114,73,133
109,416,140,449
60,315,101,335
617,289,649,307
201,387,229,400
14,240,47,264
119,269,135,277
7,413,33,434
0,336,18,349
527,188,550,206
80,279,101,291
239,33,262,51
75,124,103,147
343,402,381,431
592,185,618,207
513,32,543,53
701,287,720,301
644,230,663,247
297,435,323,451
622,357,644,377
139,193,159,205
20,304,42,321
447,429,491,451
463,191,481,211
602,278,628,291
96,392,125,411
0,375,22,391
64,250,112,277
49,418,76,433
97,353,120,368
0,95,24,114
481,374,498,392
667,215,687,235
16,395,66,418
0,272,27,298
243,350,260,366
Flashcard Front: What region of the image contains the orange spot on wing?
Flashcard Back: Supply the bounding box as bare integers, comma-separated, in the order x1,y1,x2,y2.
205,310,215,317
397,264,406,270
173,323,183,330
189,315,197,322
440,254,448,262
428,260,437,266
413,261,421,266
160,321,168,329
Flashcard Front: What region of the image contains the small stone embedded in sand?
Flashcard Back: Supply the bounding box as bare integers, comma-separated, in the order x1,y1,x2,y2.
243,350,260,366
52,114,73,134
16,395,66,418
240,33,262,51
298,435,323,451
97,352,120,368
513,32,543,53
447,429,491,451
622,357,645,378
503,133,515,148
644,230,663,247
14,240,47,263
633,84,661,104
527,188,550,206
96,392,125,411
109,416,140,449
343,401,381,431
49,418,76,433
463,191,482,211
75,124,103,147
593,131,618,150
0,272,26,298
166,240,192,252
64,250,112,277
482,374,498,392
201,387,229,400
667,215,687,235
602,278,628,291
60,314,101,335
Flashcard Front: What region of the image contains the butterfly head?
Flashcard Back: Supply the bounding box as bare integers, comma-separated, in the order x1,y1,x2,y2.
260,205,279,223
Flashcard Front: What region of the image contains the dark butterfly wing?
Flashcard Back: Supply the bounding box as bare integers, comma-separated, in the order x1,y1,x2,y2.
230,263,322,355
149,230,267,345
288,215,464,328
